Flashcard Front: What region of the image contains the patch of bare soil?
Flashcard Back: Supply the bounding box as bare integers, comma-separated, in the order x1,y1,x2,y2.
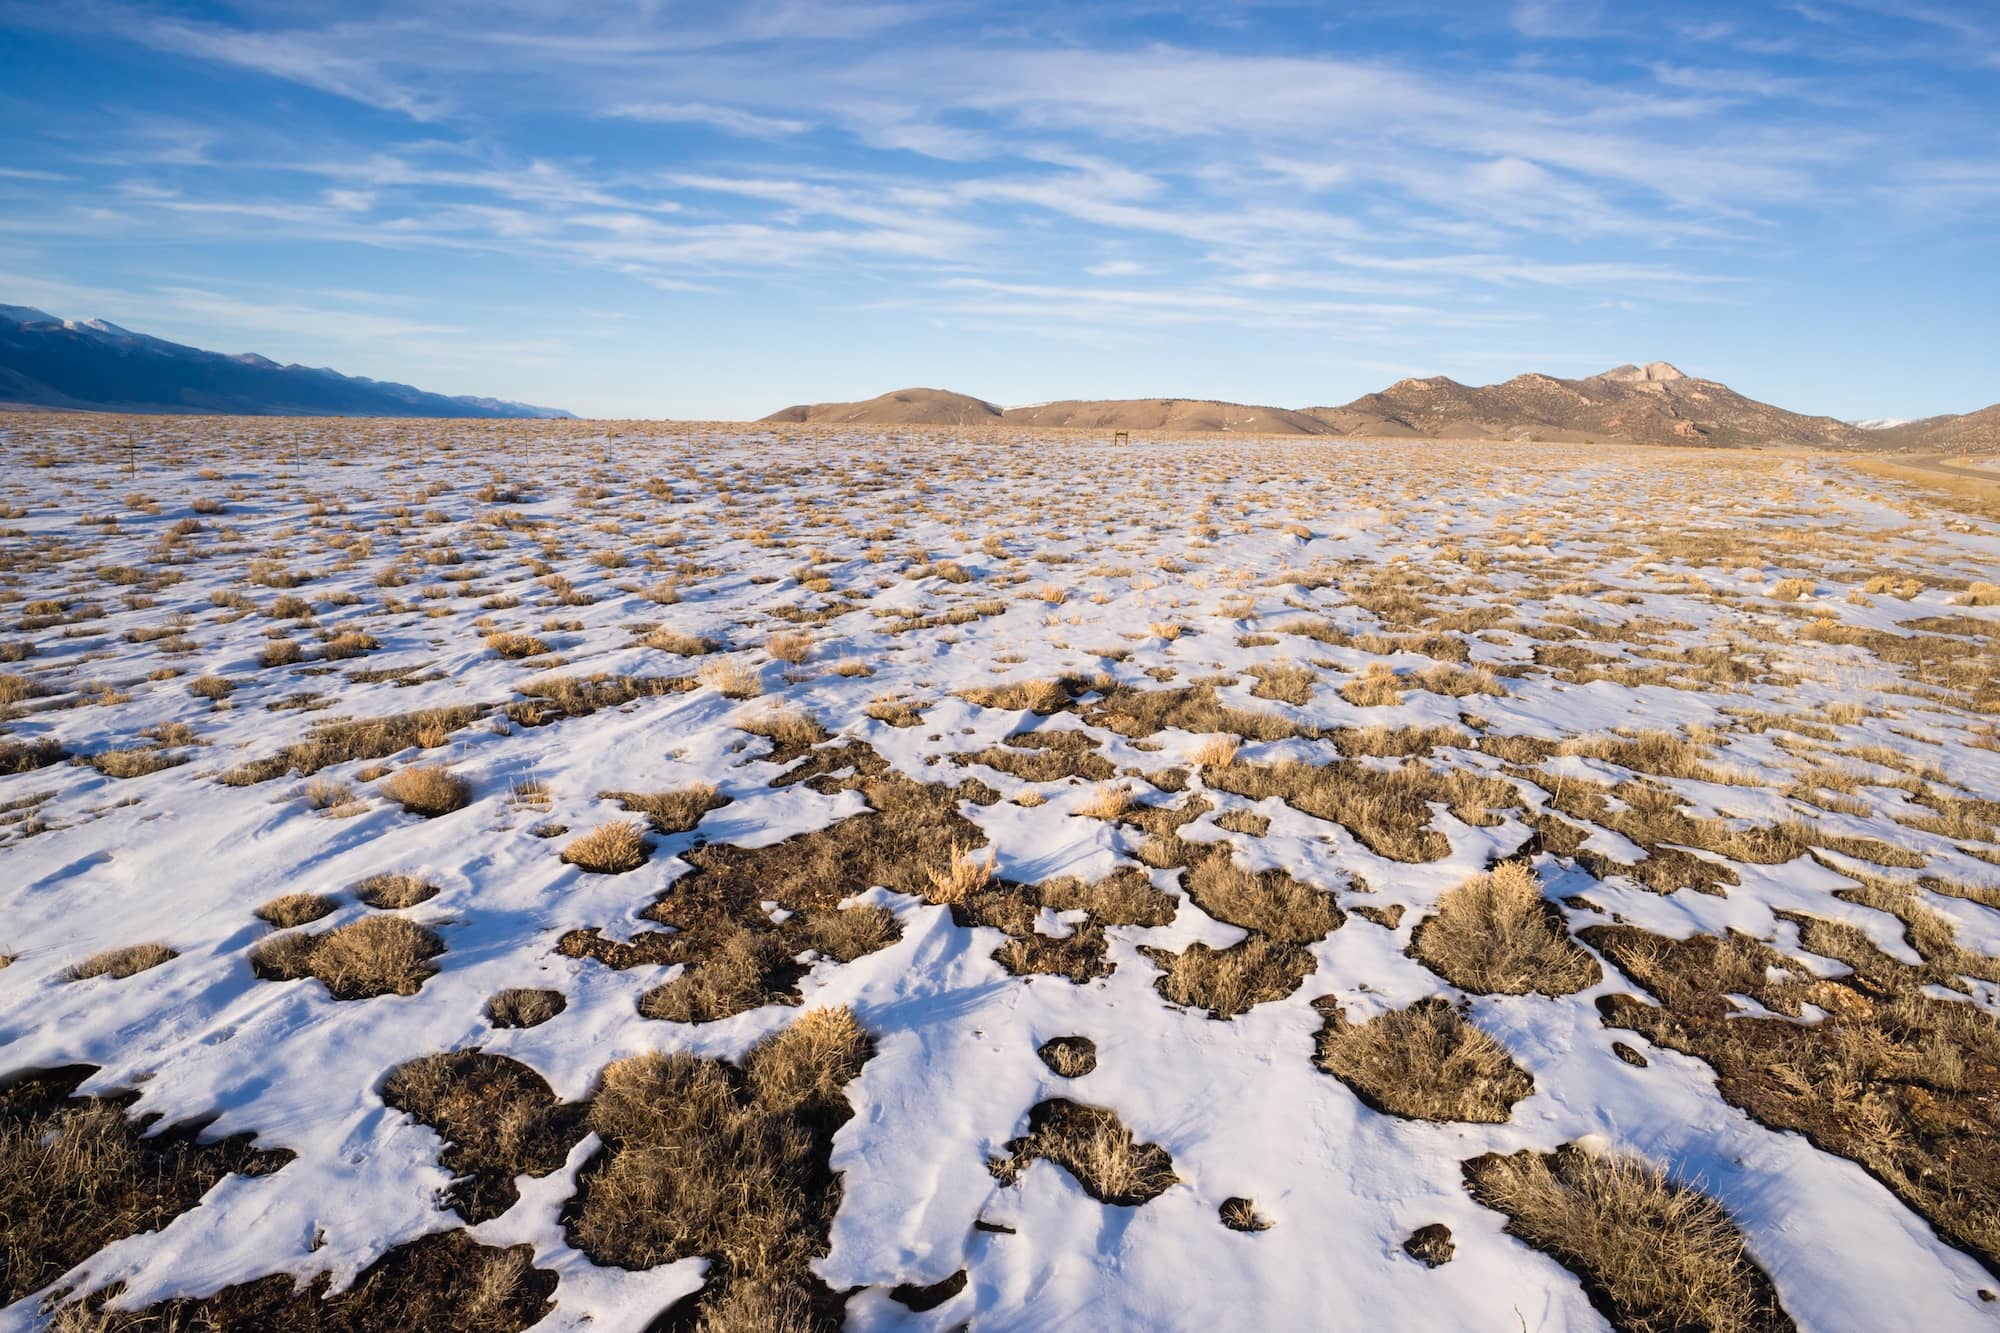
78,1230,556,1331
563,1008,871,1330
381,1051,588,1222
1585,921,2000,1276
2,1065,292,1306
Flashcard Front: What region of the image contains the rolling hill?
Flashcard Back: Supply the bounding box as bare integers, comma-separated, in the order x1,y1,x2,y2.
763,363,1993,449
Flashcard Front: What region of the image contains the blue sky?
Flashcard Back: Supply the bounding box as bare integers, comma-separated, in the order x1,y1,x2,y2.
0,1,1995,420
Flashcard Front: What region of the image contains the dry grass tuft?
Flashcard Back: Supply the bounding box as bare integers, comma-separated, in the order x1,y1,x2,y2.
923,840,996,906
1183,848,1343,943
766,630,814,663
1411,861,1600,996
1140,936,1315,1019
1313,996,1532,1122
355,872,441,909
380,763,473,817
67,943,176,981
1219,1196,1273,1232
561,820,650,874
1463,1144,1794,1333
254,892,336,928
487,987,567,1028
700,659,764,699
566,1007,872,1327
1074,782,1136,820
603,782,729,834
250,915,444,999
1036,1035,1099,1078
1188,732,1242,767
989,1098,1177,1206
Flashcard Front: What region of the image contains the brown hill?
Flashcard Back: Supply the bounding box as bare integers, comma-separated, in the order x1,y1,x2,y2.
758,371,1997,450
1873,403,2000,453
1004,397,1341,434
760,387,1002,426
1306,363,1864,449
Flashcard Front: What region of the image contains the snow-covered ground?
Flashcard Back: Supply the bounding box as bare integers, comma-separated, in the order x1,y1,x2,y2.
1,419,1997,1330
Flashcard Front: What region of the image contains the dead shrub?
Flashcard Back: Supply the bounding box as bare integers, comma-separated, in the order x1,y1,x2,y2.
1463,1144,1794,1333
1313,996,1532,1122
1411,861,1600,996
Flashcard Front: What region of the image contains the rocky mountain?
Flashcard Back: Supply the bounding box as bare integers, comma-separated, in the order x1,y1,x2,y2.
0,305,571,418
764,365,1996,450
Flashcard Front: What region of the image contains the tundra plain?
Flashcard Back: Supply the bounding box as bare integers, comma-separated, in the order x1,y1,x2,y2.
1,415,1998,1331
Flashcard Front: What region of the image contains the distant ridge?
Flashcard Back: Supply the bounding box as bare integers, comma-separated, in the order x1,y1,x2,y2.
0,304,572,419
764,366,1998,450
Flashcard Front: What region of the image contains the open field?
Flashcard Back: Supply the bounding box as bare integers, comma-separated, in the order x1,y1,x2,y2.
1,414,1998,1330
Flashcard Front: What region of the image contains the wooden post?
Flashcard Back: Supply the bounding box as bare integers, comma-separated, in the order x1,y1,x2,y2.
1114,430,1130,446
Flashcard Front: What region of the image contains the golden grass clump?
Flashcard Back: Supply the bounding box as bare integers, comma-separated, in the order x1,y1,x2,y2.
566,1008,872,1325
67,943,176,981
562,821,650,874
699,659,764,699
642,627,717,656
250,915,444,1000
1463,1144,1794,1333
1074,782,1136,820
484,630,551,659
1188,732,1241,767
922,841,995,906
766,630,813,663
1340,662,1404,708
603,782,728,834
1411,862,1600,996
1183,850,1343,943
1313,996,1533,1122
380,763,473,817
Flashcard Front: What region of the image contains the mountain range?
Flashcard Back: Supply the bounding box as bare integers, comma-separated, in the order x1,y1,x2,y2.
0,305,570,419
765,365,1999,451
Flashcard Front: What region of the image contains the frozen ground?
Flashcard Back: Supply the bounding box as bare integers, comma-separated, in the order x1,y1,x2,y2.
1,417,1998,1330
